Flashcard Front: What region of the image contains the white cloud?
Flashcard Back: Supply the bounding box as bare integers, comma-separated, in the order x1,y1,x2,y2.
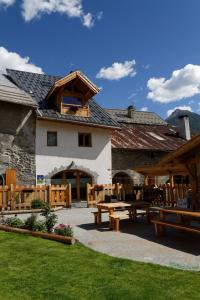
147,64,200,103
97,11,103,20
143,64,150,70
0,0,15,7
0,47,43,73
128,92,137,100
82,12,94,29
96,60,136,80
141,106,148,112
21,0,94,28
188,100,194,105
166,105,192,117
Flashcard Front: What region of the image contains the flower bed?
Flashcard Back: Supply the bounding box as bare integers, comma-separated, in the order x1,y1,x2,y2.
0,203,75,245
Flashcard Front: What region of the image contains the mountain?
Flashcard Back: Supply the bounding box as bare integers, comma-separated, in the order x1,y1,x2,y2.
166,109,200,134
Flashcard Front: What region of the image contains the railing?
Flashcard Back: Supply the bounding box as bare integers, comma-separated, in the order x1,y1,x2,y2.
0,184,71,211
143,184,192,207
86,183,143,207
0,183,192,210
87,183,192,207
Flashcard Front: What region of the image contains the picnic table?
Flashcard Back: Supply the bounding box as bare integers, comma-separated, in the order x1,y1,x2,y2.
96,202,132,225
151,207,200,237
96,201,151,230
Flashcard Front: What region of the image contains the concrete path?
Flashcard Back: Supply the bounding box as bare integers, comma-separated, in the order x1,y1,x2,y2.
55,208,200,271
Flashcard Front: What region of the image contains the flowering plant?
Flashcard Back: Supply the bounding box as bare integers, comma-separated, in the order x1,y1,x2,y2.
94,184,104,192
54,224,73,237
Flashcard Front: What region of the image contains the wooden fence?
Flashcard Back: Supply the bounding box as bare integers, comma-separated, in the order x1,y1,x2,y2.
86,183,192,207
86,183,143,207
0,184,71,211
0,183,192,210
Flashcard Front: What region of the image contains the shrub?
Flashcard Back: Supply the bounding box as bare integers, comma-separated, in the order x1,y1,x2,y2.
54,224,73,237
41,203,58,233
31,199,43,209
4,217,25,228
33,220,46,232
0,212,5,225
24,214,37,231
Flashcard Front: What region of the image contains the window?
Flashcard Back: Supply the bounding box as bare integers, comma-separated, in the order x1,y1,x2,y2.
47,131,57,146
78,133,92,147
63,96,81,106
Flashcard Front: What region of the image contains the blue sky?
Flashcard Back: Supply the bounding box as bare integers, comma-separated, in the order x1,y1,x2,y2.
1,0,200,118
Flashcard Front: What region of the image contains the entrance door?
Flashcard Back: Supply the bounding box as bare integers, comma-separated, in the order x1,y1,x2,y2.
51,169,92,201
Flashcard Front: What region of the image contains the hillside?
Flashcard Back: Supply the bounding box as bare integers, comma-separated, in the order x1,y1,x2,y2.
166,109,200,134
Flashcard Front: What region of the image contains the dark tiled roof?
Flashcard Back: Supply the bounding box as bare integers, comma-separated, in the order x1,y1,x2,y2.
111,123,186,151
0,74,36,108
106,108,167,125
6,69,120,129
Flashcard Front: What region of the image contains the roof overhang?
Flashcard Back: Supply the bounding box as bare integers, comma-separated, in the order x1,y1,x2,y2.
135,165,189,176
37,115,121,130
159,134,200,166
46,70,100,101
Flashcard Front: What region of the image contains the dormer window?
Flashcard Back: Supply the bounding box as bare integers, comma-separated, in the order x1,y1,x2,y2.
46,71,100,118
63,96,81,106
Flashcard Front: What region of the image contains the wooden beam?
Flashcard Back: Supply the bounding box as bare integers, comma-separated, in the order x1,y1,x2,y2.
63,90,83,99
76,171,80,201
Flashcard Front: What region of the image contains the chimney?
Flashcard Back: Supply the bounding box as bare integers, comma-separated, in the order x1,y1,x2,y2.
127,105,135,118
178,115,191,140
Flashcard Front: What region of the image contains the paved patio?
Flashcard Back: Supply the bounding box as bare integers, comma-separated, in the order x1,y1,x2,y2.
17,207,200,270
54,208,200,271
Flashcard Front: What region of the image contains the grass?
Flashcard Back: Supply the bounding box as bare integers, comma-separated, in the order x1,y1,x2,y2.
0,232,199,300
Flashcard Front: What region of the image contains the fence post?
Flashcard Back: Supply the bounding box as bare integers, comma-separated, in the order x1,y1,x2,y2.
10,184,15,210
68,184,72,208
48,185,52,207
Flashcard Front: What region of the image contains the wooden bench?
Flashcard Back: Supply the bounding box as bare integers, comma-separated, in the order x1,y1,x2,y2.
91,210,108,224
109,213,130,231
151,219,200,237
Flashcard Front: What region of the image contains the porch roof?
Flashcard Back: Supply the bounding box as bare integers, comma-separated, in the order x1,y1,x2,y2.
134,165,189,176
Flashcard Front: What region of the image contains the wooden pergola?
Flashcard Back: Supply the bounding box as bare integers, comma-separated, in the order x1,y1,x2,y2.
135,134,200,209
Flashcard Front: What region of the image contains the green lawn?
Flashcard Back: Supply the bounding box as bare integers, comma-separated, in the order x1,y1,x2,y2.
0,232,199,300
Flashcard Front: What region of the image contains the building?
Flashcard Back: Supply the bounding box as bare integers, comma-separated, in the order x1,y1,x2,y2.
107,106,187,185
1,69,120,200
0,74,37,184
0,68,189,200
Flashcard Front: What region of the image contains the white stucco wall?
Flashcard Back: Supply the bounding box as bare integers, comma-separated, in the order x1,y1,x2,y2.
36,120,112,184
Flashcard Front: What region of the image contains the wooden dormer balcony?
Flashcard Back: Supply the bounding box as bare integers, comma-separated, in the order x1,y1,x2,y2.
61,102,89,117
45,70,100,118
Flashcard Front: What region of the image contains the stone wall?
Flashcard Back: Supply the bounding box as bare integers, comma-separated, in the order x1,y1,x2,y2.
112,148,167,184
0,102,36,185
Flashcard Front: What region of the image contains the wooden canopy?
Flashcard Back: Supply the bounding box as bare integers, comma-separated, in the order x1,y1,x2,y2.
159,134,200,167
136,134,200,209
46,70,100,101
135,165,189,176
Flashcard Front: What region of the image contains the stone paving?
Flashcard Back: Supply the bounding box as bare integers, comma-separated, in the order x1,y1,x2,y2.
17,207,200,270
55,208,200,271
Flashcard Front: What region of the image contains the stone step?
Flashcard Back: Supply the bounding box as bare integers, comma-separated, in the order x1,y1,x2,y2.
71,201,88,208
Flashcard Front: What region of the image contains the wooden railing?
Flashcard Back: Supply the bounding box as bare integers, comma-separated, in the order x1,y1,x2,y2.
0,184,71,211
86,183,143,207
87,183,192,207
0,182,192,210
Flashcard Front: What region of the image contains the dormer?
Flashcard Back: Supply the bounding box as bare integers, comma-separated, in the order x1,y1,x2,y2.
46,71,100,117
